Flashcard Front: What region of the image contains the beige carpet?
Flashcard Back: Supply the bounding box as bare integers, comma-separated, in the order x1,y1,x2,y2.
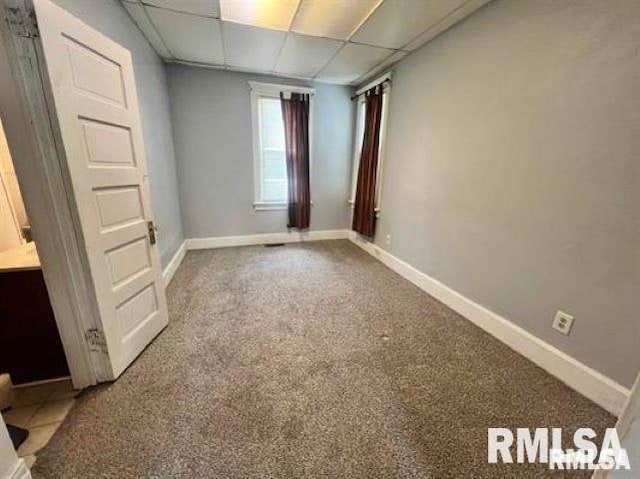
32,240,614,477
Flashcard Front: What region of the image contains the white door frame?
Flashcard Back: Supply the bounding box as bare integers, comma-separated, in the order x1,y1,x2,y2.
592,371,640,478
33,0,170,379
0,0,111,388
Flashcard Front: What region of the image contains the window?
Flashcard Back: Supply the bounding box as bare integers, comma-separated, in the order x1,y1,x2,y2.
258,98,287,202
350,97,367,204
349,74,391,215
250,82,314,210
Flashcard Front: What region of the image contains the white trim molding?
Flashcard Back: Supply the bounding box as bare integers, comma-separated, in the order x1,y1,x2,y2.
162,241,187,287
248,81,315,97
12,376,70,389
355,71,392,96
187,229,349,250
160,231,349,287
249,81,315,209
253,201,287,211
253,200,314,211
349,75,390,213
166,229,630,415
8,458,31,479
348,232,630,416
0,3,103,388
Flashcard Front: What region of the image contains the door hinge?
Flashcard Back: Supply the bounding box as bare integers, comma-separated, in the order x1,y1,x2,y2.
5,6,38,38
147,221,157,245
85,328,107,353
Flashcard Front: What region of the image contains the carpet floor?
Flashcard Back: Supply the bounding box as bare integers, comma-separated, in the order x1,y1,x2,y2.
32,240,614,478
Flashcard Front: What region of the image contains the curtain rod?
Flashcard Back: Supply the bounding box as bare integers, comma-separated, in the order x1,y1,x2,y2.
350,78,391,101
350,72,392,101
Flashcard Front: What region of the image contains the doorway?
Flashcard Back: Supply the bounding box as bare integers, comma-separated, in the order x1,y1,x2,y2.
0,0,170,391
0,0,175,453
0,114,76,464
0,0,173,465
0,116,71,386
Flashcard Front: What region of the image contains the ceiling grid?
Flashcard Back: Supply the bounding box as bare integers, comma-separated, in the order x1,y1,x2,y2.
122,0,492,85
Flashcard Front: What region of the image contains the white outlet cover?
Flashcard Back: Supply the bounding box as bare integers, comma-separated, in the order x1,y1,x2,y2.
552,311,574,335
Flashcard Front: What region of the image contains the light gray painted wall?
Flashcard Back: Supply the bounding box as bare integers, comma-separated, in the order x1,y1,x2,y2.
375,0,640,387
52,0,183,267
166,66,354,238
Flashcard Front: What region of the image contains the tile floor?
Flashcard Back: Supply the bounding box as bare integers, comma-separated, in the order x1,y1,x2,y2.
1,380,77,466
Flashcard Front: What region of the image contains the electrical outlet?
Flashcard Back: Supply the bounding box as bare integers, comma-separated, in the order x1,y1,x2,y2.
552,311,574,335
385,234,391,246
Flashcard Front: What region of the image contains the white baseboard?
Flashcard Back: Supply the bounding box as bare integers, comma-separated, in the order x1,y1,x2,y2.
163,231,350,287
186,229,350,250
348,231,630,416
175,228,629,414
12,376,70,388
8,458,31,479
162,241,187,287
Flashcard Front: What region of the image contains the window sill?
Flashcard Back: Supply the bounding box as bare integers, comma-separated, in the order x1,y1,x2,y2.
254,202,287,211
254,201,314,211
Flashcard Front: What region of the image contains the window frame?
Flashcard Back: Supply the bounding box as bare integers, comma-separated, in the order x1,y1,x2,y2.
249,81,315,211
349,73,391,218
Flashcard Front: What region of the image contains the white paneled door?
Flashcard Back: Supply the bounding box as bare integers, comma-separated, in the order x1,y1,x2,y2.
33,0,169,379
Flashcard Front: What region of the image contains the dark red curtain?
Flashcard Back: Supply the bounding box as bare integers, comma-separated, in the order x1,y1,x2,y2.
280,92,311,229
352,86,383,237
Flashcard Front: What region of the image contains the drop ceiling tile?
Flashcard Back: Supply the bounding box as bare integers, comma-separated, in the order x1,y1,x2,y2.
404,0,492,50
219,0,299,31
316,42,393,84
222,22,285,72
351,0,467,50
146,6,224,64
274,34,343,78
353,50,406,85
122,2,172,58
142,0,220,17
291,0,380,40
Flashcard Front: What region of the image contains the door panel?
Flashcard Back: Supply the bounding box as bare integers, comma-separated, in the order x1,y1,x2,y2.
81,120,136,167
33,0,169,379
94,186,144,230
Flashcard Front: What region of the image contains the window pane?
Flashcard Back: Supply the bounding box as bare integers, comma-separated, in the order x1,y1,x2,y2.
263,180,287,202
263,154,286,179
356,100,366,156
350,99,367,201
259,97,287,202
260,98,285,150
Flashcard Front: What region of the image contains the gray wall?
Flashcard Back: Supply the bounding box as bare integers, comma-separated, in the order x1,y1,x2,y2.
52,0,184,268
166,66,354,238
375,0,640,387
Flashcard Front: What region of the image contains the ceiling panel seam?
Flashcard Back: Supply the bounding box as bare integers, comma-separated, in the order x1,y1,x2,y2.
139,4,175,59
287,0,303,32
271,32,290,75
219,20,229,67
346,0,385,41
128,0,484,85
397,0,476,52
141,1,220,19
311,40,347,80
